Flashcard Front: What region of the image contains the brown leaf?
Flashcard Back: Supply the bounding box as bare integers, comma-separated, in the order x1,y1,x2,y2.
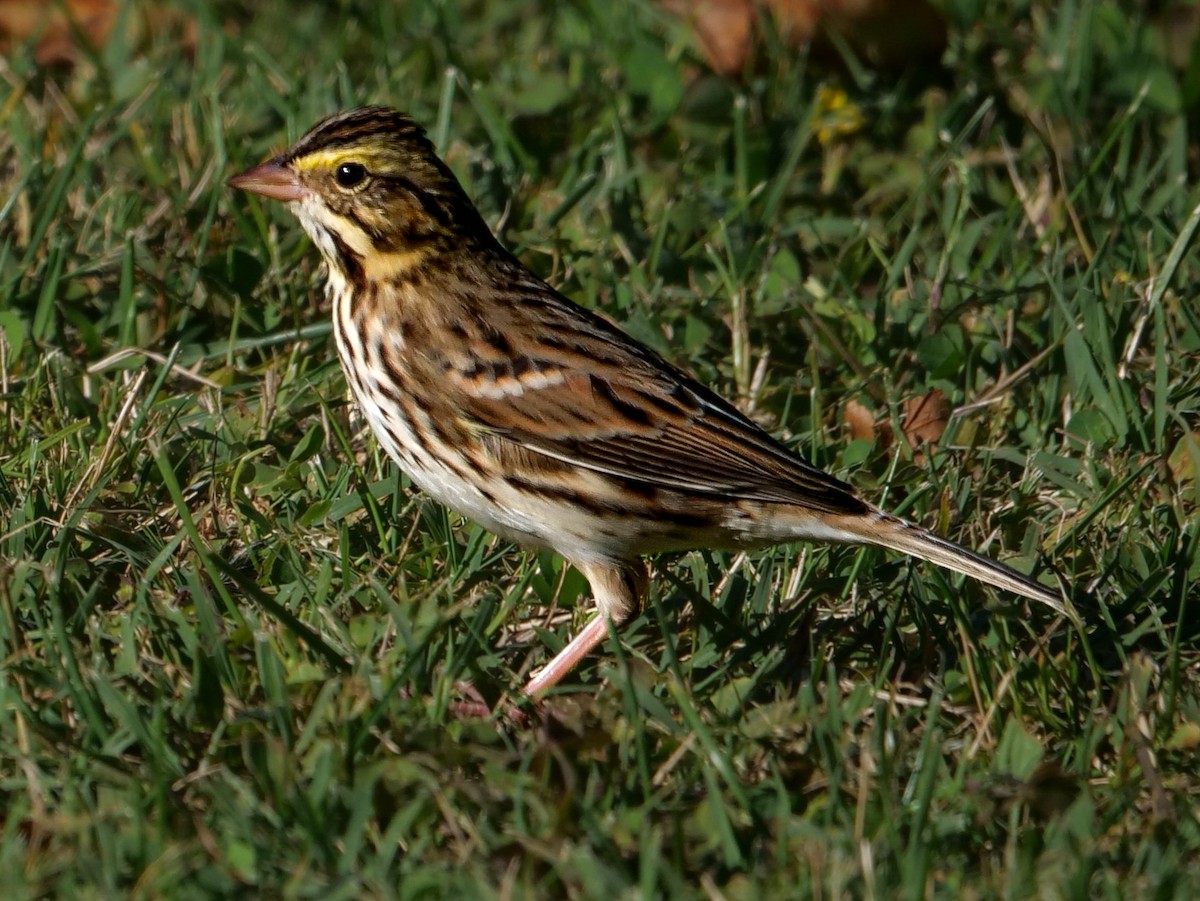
0,0,117,66
1167,431,1200,485
1156,3,1200,69
843,398,877,443
661,0,946,77
821,0,948,69
658,0,762,76
902,389,948,448
0,0,196,68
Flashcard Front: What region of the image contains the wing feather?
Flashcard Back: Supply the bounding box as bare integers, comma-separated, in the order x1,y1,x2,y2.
443,285,868,517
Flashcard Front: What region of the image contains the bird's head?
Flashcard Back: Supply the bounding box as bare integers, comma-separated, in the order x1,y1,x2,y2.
229,106,493,279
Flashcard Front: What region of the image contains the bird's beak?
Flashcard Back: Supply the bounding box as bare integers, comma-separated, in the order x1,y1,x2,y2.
227,159,309,203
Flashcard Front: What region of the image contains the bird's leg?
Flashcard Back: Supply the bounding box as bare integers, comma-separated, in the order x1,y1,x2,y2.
522,559,648,696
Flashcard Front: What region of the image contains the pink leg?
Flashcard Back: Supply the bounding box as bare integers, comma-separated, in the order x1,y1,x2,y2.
522,559,648,697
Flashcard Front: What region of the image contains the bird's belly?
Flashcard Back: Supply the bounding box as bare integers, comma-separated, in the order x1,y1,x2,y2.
337,336,803,561
349,395,549,549
352,387,739,559
348,381,857,565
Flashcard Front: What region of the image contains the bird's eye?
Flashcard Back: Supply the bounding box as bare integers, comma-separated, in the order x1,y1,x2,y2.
334,162,367,189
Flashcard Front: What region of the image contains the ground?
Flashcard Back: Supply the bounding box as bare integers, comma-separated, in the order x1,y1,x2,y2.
1,1,1198,897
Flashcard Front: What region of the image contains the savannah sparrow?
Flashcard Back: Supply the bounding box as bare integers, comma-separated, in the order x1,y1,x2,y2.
229,106,1070,697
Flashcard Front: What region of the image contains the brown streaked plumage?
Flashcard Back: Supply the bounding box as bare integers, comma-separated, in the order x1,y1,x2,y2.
229,106,1074,699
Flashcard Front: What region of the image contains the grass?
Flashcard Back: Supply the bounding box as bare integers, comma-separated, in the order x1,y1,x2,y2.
1,0,1198,897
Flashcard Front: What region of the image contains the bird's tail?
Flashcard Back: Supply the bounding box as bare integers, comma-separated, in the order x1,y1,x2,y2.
831,508,1077,623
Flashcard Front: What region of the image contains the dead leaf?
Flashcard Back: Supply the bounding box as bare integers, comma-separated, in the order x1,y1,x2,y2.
661,0,946,77
843,398,877,442
0,0,196,67
660,0,761,77
1167,721,1200,752
1168,431,1200,485
902,389,947,448
1156,3,1200,70
821,0,948,69
0,0,116,66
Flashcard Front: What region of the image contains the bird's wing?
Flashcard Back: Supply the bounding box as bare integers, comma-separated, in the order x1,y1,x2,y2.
443,288,868,517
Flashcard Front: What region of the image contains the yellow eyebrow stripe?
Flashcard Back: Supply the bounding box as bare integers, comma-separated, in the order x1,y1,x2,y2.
293,149,386,173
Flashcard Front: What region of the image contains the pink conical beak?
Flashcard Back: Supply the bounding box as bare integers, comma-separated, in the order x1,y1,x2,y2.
227,160,309,203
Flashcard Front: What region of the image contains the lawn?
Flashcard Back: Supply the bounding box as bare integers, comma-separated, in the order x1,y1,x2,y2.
1,0,1198,897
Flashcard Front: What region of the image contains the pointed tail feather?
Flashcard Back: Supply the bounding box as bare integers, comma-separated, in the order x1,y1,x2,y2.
833,509,1078,623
